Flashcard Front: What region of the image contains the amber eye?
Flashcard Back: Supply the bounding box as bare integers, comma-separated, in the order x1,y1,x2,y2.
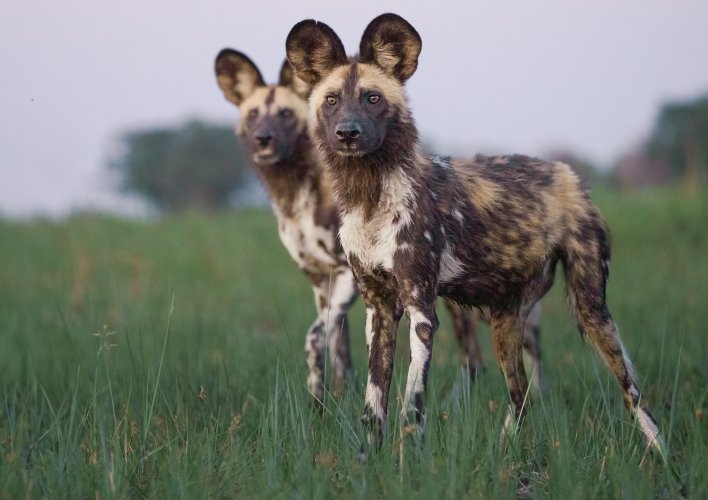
368,94,381,104
247,108,258,119
279,108,293,118
326,96,337,106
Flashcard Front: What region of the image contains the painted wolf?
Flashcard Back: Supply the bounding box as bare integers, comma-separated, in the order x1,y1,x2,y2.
285,13,663,456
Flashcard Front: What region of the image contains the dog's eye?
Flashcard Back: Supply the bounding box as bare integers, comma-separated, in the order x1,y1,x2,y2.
247,108,258,119
279,108,293,118
326,96,337,106
368,94,381,104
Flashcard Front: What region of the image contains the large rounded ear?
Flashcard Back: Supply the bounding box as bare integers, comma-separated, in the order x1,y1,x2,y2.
214,49,266,105
286,20,348,86
278,59,311,99
359,13,422,82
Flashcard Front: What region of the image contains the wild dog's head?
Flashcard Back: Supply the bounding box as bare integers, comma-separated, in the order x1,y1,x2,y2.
286,14,421,162
215,50,311,167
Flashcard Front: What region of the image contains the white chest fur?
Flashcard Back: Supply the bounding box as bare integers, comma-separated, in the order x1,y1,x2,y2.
274,190,338,272
339,171,414,273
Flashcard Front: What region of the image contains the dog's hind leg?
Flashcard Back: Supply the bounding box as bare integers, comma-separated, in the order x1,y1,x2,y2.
491,309,530,437
563,226,665,457
445,300,483,379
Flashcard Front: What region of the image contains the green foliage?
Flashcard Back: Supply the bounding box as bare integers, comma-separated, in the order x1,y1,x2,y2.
646,93,708,184
0,189,707,498
111,120,252,211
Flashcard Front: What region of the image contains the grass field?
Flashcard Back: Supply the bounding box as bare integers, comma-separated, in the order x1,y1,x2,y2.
1,188,706,498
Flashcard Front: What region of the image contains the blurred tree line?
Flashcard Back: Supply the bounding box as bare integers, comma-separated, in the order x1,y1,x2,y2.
615,92,708,190
112,93,707,212
110,120,255,212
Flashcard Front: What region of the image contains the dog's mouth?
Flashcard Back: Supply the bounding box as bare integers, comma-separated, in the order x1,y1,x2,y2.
335,142,366,157
336,149,366,157
252,151,280,166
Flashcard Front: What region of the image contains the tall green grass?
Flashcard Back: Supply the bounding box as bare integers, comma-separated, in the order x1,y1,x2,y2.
0,189,706,498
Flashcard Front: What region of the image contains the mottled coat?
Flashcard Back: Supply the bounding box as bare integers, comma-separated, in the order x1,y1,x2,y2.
285,13,663,455
215,50,356,400
213,50,523,402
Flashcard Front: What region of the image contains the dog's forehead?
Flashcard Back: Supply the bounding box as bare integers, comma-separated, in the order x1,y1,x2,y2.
355,64,406,105
239,87,271,112
271,86,308,116
315,65,349,94
240,85,308,119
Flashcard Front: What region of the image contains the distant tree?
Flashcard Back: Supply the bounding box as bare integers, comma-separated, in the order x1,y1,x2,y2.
110,120,252,211
645,93,708,190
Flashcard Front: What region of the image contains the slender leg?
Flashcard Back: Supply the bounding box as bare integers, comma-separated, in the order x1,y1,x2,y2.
445,300,483,378
402,304,439,438
490,309,530,436
304,315,326,402
522,302,546,393
361,292,400,447
304,273,332,404
320,269,357,396
573,301,664,455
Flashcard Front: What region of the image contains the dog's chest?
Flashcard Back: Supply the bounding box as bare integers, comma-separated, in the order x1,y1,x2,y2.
339,169,418,273
339,206,409,273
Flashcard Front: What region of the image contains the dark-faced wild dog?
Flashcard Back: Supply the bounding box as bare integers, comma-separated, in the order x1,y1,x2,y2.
214,49,544,404
285,14,664,455
212,51,454,400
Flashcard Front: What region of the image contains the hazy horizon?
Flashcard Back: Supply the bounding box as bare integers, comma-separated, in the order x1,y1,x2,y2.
2,1,707,217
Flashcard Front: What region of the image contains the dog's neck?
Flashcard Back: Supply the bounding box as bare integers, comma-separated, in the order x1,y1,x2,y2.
319,122,423,221
252,134,322,219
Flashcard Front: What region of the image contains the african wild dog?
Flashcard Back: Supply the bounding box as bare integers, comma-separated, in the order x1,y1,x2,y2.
213,50,502,401
285,14,664,454
215,50,356,401
215,49,547,403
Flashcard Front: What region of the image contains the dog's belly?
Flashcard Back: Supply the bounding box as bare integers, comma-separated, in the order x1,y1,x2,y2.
438,255,555,309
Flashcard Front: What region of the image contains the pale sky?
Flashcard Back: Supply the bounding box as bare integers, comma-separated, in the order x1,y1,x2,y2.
2,1,707,217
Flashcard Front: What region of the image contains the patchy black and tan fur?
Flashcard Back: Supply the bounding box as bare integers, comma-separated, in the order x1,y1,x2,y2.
214,49,520,402
286,13,664,455
215,49,356,400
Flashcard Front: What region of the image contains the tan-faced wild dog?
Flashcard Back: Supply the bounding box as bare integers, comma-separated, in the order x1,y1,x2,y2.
215,50,356,401
285,14,664,455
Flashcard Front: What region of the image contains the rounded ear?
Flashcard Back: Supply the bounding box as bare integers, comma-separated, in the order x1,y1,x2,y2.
286,19,348,86
359,13,422,82
214,49,266,105
278,59,311,99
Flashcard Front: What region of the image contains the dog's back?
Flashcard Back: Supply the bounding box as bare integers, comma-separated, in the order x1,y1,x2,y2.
436,154,608,310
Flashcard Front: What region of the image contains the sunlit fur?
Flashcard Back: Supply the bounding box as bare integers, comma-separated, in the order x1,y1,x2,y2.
286,13,664,458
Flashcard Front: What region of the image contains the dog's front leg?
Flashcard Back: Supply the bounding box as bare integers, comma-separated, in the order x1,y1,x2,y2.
361,292,400,449
401,302,439,440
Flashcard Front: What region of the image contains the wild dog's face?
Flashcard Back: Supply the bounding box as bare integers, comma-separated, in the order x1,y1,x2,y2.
215,50,310,167
286,14,421,158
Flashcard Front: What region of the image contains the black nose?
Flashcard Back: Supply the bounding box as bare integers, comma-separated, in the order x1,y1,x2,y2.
255,134,272,147
335,122,361,141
